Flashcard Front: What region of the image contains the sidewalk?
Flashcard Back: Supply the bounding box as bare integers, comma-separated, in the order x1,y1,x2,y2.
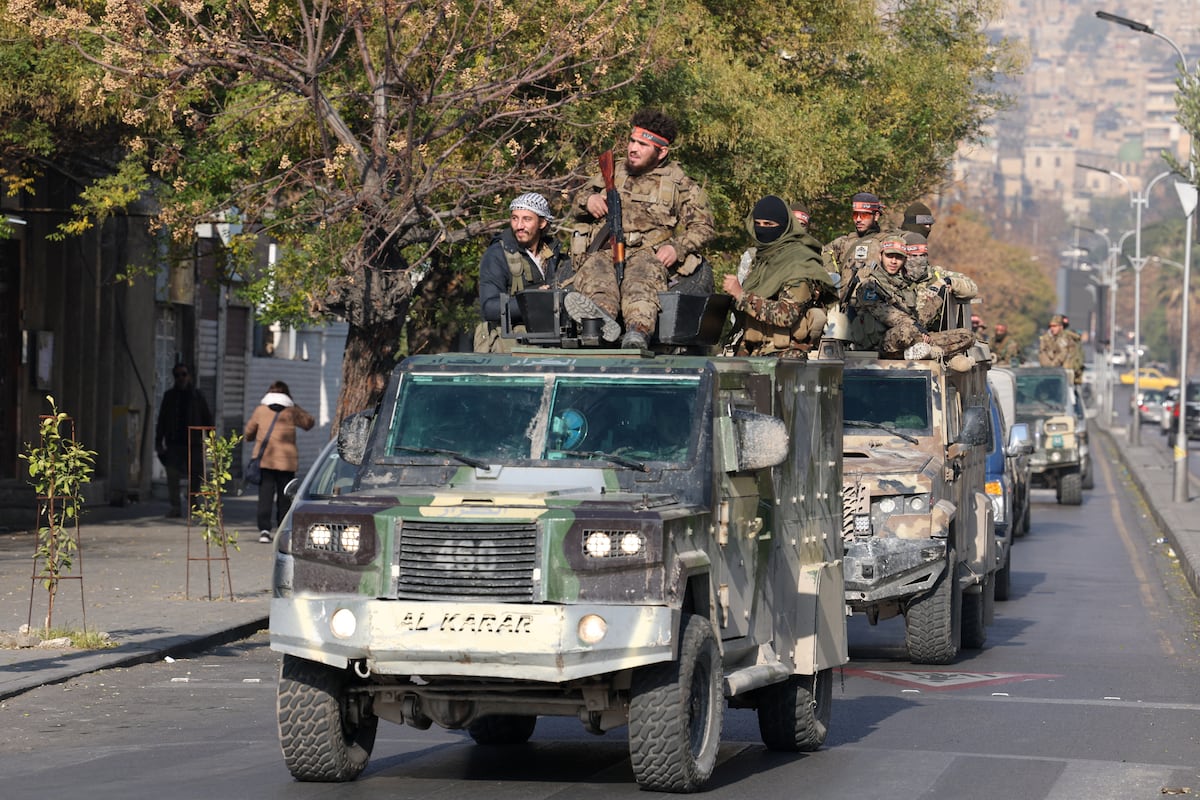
0,494,272,700
1,420,1199,701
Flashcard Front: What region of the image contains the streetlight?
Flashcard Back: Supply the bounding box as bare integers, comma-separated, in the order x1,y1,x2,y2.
1098,10,1196,501
1074,225,1133,426
1078,165,1176,443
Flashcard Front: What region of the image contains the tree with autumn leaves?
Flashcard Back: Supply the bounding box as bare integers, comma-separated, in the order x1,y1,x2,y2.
2,0,1024,422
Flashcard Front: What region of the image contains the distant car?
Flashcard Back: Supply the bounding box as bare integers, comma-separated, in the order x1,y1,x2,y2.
1110,349,1128,367
1162,382,1200,445
1119,366,1179,390
1132,388,1166,425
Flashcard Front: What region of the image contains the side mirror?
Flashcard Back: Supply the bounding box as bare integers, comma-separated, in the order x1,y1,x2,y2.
734,410,789,471
1006,422,1034,456
337,412,374,466
957,405,990,448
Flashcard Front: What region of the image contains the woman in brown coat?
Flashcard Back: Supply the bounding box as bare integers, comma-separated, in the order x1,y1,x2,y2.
244,381,315,542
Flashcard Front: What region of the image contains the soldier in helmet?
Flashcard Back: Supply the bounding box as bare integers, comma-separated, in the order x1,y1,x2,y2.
849,237,975,360
723,195,833,358
1038,315,1083,382
475,192,570,353
567,108,715,349
823,191,896,310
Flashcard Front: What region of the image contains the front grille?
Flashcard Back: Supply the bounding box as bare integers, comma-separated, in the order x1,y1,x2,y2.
396,520,537,601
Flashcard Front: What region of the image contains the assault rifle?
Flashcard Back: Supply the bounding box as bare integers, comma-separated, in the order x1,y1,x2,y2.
598,150,626,285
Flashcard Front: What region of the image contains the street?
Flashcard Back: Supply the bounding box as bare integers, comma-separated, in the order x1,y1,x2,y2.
1,426,1199,799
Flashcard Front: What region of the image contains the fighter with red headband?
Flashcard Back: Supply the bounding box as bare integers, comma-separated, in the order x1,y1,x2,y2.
822,191,899,309
567,108,715,350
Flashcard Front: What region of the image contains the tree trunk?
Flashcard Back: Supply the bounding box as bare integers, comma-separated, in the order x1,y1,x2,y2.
406,265,473,355
333,318,405,434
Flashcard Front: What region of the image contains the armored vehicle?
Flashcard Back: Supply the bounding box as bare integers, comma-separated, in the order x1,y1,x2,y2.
840,346,995,664
1013,366,1086,505
269,344,848,792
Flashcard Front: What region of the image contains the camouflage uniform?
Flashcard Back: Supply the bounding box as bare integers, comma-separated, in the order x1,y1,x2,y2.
850,265,978,357
1038,327,1082,383
993,334,1023,366
824,225,896,306
572,159,714,335
731,202,833,357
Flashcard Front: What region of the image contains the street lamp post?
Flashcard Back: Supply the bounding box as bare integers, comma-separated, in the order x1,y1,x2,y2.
1074,225,1133,426
1077,165,1175,444
1098,10,1196,501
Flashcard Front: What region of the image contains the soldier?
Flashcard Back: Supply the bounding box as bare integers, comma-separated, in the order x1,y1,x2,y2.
971,314,989,344
1038,315,1083,382
722,195,833,358
567,108,715,349
1061,315,1085,382
904,232,979,338
993,323,1022,366
901,201,935,238
475,193,571,352
823,191,895,308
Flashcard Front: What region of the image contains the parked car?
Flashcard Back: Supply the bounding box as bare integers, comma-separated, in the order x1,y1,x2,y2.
1132,388,1167,426
1162,382,1200,445
1119,366,1179,391
985,386,1033,602
988,368,1032,537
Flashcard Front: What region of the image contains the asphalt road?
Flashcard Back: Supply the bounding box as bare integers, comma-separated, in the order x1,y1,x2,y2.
1,428,1198,799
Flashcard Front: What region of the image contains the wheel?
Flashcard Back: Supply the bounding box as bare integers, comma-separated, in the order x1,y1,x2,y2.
1081,457,1094,490
628,614,724,792
1059,471,1083,506
756,669,833,752
467,714,537,745
994,547,1011,602
1018,497,1031,537
960,575,991,649
277,655,378,782
904,550,961,665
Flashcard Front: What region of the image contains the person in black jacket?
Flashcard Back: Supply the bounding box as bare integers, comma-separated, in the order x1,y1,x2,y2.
474,192,569,352
154,364,214,518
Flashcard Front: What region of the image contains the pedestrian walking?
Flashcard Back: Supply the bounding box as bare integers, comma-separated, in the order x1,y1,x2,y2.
244,381,315,543
154,364,213,518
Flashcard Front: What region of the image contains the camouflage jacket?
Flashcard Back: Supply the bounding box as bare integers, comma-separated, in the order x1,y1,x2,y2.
857,265,917,330
1038,330,1078,368
993,336,1023,365
823,222,900,302
572,159,715,265
910,264,978,330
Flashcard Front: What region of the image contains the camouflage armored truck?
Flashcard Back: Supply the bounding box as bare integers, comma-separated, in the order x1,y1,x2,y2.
840,345,996,664
269,344,848,792
1013,366,1086,505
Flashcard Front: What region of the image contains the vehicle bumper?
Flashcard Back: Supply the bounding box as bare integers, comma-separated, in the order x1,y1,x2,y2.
270,596,677,682
843,537,947,605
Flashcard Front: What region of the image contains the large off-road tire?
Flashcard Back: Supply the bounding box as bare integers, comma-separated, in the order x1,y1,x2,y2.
1018,498,1031,538
628,614,724,793
467,715,537,745
756,668,833,752
994,547,1011,602
960,575,992,650
278,655,378,782
1059,471,1083,506
904,551,961,665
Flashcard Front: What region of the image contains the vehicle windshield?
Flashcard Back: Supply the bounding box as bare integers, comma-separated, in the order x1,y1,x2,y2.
843,372,932,433
1016,373,1068,412
384,373,700,465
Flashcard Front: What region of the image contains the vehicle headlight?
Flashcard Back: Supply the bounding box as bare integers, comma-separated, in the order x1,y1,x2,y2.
878,497,897,514
583,529,645,558
309,524,333,548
